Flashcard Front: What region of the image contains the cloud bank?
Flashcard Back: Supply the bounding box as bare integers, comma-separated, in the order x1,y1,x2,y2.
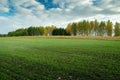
0,0,120,33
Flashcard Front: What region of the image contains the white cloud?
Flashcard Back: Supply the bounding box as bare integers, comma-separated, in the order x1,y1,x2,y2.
0,0,9,12
0,0,120,34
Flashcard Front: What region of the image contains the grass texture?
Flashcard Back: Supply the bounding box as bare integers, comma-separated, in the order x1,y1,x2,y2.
0,37,120,80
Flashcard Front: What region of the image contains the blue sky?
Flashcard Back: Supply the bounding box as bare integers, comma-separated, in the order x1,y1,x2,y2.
36,0,59,9
0,0,120,34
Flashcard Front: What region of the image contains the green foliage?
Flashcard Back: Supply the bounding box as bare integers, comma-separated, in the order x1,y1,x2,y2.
106,20,113,36
52,28,67,35
66,23,71,35
44,25,56,36
0,34,7,37
8,28,28,36
98,21,106,36
114,22,120,36
8,26,44,36
0,38,120,80
94,19,99,36
27,27,40,36
90,21,95,36
6,20,120,37
71,22,77,36
39,26,44,35
68,20,117,36
77,21,83,35
86,21,91,36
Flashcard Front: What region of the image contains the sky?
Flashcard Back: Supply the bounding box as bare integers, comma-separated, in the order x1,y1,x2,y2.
0,0,120,34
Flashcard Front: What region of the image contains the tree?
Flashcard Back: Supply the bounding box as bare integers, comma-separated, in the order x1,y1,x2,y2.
114,22,120,36
49,25,56,35
77,21,83,36
44,25,56,36
52,28,67,35
7,20,118,37
66,23,71,35
98,21,106,36
39,26,44,35
8,28,28,36
71,22,77,36
94,20,99,36
27,26,34,36
0,34,7,37
106,20,113,36
44,27,49,36
35,27,40,36
86,21,91,36
82,20,87,36
90,21,95,36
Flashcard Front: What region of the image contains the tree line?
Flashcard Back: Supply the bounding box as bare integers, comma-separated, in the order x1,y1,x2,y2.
2,20,120,37
7,25,69,36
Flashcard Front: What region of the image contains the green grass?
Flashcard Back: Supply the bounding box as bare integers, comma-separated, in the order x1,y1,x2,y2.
0,37,120,80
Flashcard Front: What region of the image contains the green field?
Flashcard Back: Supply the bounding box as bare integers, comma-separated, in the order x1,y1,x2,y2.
0,37,120,80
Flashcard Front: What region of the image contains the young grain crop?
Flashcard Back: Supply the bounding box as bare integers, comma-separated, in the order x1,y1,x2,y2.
0,37,120,80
